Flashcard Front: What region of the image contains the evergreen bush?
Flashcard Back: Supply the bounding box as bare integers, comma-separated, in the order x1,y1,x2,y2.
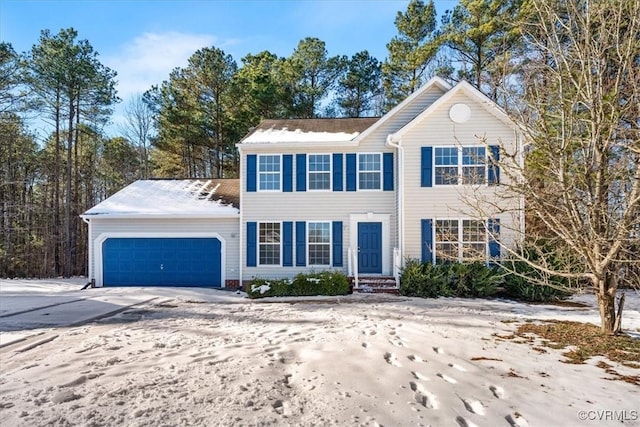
246,271,350,299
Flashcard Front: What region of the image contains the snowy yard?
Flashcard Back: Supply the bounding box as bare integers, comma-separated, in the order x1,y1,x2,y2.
0,279,639,427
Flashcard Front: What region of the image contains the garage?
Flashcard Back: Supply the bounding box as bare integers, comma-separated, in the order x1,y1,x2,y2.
81,179,240,288
102,237,222,287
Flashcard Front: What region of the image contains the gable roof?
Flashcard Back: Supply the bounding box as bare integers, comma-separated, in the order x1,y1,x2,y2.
389,80,517,142
241,118,379,144
353,76,451,143
81,179,240,218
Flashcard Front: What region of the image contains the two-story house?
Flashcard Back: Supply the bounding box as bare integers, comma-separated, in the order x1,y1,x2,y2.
81,77,523,290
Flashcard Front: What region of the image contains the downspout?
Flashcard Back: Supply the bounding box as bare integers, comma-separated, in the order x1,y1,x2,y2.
81,216,93,284
386,134,404,271
237,146,244,291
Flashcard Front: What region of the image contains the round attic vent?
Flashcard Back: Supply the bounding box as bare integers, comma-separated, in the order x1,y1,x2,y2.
449,103,471,123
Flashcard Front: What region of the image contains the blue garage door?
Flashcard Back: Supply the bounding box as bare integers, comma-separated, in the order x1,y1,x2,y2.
103,238,222,287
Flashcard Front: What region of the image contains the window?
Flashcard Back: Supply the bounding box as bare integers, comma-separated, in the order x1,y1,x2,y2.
434,147,487,185
258,155,281,191
307,222,331,265
435,148,458,185
358,153,381,190
435,219,487,262
435,219,459,262
308,154,331,190
259,222,281,265
462,147,486,185
462,220,486,259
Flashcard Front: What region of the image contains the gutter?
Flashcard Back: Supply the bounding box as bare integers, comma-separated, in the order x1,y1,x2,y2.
79,213,240,220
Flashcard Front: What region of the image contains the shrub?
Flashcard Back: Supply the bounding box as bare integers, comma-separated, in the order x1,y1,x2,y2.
399,260,500,298
501,260,572,302
446,262,501,298
246,271,350,299
399,259,450,298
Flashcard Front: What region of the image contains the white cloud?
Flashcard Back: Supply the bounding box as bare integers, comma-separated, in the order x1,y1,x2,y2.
104,31,217,101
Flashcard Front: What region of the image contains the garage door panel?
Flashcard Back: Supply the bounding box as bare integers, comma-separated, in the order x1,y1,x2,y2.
103,237,222,287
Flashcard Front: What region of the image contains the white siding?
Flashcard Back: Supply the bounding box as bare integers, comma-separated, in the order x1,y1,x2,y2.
241,145,396,279
357,86,446,151
400,91,522,261
87,217,240,285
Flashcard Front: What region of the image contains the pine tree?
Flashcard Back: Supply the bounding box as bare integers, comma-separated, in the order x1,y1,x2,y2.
382,0,441,109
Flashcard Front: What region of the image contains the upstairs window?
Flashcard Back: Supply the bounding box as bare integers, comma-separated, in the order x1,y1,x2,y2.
462,147,486,185
308,154,331,190
259,155,281,191
434,146,487,185
358,153,381,190
259,222,281,265
435,148,458,185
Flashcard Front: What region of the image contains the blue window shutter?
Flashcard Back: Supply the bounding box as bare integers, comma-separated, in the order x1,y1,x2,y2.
421,147,433,187
346,154,356,191
283,221,293,266
421,219,434,263
283,155,293,192
247,155,257,192
333,153,343,192
295,221,306,266
246,222,257,267
488,218,501,258
488,145,500,185
383,152,394,191
332,221,343,267
296,154,306,191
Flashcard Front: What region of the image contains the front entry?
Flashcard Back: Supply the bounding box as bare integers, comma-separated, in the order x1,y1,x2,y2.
358,222,382,274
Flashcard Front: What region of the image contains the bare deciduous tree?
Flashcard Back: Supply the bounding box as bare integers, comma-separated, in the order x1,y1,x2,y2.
119,93,155,178
481,0,640,334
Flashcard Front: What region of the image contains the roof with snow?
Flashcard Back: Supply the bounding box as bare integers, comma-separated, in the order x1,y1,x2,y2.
241,118,379,144
82,179,240,218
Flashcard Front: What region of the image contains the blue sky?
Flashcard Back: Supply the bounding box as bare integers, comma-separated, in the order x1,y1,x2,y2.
1,0,457,134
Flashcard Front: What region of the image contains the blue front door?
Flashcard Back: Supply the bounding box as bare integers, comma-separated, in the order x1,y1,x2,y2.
358,222,382,274
103,238,222,287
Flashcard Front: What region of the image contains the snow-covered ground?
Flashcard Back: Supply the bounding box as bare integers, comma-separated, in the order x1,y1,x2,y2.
0,279,638,427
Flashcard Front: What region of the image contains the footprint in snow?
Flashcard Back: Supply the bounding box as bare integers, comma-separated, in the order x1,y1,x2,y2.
433,347,445,355
506,413,529,427
407,354,425,363
409,381,439,409
448,363,467,372
456,416,479,427
411,371,429,381
489,385,505,399
460,397,485,416
384,352,402,367
437,373,457,384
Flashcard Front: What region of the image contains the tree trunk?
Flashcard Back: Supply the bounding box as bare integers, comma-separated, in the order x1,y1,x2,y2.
64,98,75,278
596,283,617,334
54,90,61,276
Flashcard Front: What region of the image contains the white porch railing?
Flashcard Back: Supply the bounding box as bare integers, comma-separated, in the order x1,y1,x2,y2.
347,247,359,289
393,247,402,287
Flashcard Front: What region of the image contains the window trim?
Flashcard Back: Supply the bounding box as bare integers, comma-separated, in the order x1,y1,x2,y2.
306,221,332,267
357,152,383,191
258,221,282,267
307,153,332,192
257,154,282,192
433,218,490,263
433,146,488,186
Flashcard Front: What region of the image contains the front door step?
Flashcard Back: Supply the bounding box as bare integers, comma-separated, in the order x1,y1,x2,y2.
349,276,399,294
